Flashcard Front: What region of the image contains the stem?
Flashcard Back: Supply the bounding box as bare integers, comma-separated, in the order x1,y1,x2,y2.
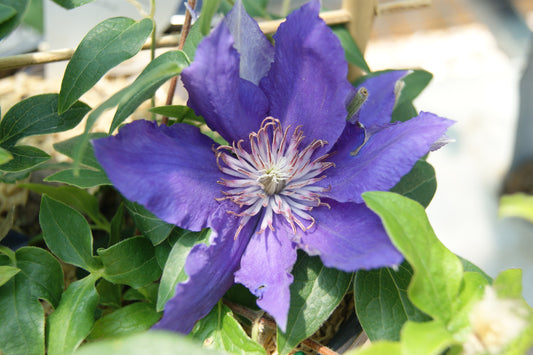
161,0,197,126
125,0,149,17
281,0,291,17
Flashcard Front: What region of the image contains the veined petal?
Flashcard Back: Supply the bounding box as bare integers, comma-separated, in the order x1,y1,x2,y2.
320,112,454,203
181,22,268,143
260,0,352,148
153,203,257,333
234,216,298,331
225,0,274,84
92,120,222,231
353,70,408,126
298,200,403,270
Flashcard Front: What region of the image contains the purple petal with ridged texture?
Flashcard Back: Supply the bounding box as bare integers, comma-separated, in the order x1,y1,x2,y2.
92,120,223,231
225,0,274,84
234,216,297,331
352,70,408,126
260,0,352,149
153,202,257,333
181,23,268,143
299,200,403,270
319,112,454,203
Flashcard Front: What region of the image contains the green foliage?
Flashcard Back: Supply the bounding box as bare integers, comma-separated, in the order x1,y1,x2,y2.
199,0,221,36
0,146,12,165
277,252,352,355
0,145,49,173
124,200,174,246
400,320,458,355
331,26,370,73
50,0,94,9
59,17,154,113
499,193,533,224
149,105,205,125
0,265,19,287
392,70,433,123
190,302,266,355
391,160,437,207
0,0,28,39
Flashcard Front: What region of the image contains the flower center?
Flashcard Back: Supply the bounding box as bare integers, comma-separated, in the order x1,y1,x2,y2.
215,117,334,238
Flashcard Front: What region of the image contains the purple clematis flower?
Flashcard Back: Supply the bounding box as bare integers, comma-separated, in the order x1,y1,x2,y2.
93,0,453,333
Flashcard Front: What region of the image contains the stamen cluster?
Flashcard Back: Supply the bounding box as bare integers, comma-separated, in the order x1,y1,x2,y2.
216,117,333,238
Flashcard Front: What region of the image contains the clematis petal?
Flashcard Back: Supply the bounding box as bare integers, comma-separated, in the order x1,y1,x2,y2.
181,22,268,143
153,202,257,334
299,199,403,271
353,70,408,126
92,120,223,231
224,0,274,84
320,112,454,204
260,0,352,148
234,216,298,331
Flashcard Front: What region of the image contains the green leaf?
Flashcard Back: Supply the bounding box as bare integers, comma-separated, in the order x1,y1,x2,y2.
88,302,161,340
0,247,63,355
242,0,268,17
331,25,370,73
458,255,492,283
44,168,111,188
74,331,226,355
54,132,107,170
499,193,533,224
95,279,122,308
400,320,457,355
190,302,265,355
98,236,161,288
391,70,433,123
39,195,102,271
0,145,49,172
363,191,463,324
493,269,524,299
148,105,205,125
109,50,190,133
0,145,12,164
50,0,94,9
182,21,203,61
345,341,401,355
124,199,174,245
109,203,125,247
277,252,352,355
390,160,436,208
59,17,154,113
157,229,211,311
47,275,99,355
199,0,220,36
354,261,430,341
0,0,28,40
0,265,19,287
0,4,16,26
0,94,90,147
24,183,109,231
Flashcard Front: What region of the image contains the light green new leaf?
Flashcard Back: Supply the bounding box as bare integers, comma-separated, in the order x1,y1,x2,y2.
354,261,430,341
88,302,161,340
39,195,102,271
75,331,226,355
493,268,523,299
0,265,19,287
0,247,63,355
499,193,533,224
124,199,174,246
50,0,94,9
98,236,161,288
0,145,49,172
0,94,90,147
0,145,12,165
157,229,211,311
363,191,463,324
0,0,28,39
59,17,154,112
346,341,401,355
277,252,352,355
401,320,457,355
190,302,265,355
47,275,99,355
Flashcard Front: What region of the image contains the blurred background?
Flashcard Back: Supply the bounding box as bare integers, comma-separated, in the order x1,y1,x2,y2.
1,0,532,304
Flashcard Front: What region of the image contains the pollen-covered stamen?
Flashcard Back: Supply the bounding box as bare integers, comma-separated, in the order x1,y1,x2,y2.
216,117,334,238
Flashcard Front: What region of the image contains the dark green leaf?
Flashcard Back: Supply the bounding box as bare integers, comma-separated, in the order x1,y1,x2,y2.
0,265,19,287
124,199,174,245
148,105,205,125
88,302,161,340
277,252,352,355
242,0,268,17
391,100,418,123
47,275,99,355
0,0,28,40
0,247,63,355
157,229,211,311
190,302,265,355
50,0,94,9
54,132,107,170
0,94,90,147
109,50,190,133
25,183,109,231
98,236,161,288
0,145,12,164
74,331,226,355
395,70,433,106
390,160,436,208
96,279,122,308
199,0,220,35
0,4,16,27
182,21,203,61
39,195,102,271
59,17,154,112
0,145,49,172
354,261,430,341
44,168,111,188
363,192,463,324
109,203,125,247
332,26,370,73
